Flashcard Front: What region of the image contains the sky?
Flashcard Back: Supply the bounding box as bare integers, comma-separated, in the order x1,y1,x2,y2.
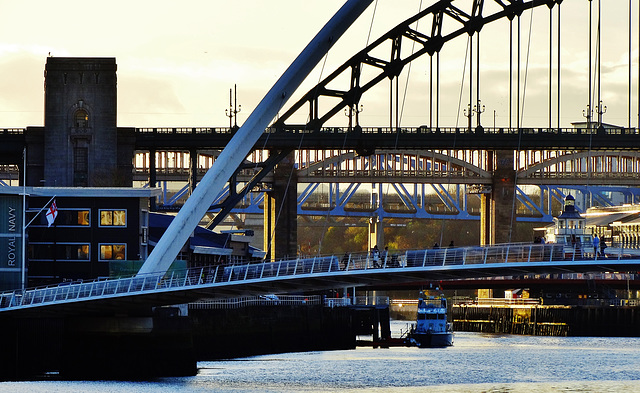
0,0,638,130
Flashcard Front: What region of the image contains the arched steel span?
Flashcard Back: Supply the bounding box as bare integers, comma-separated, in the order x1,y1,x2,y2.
518,151,640,185
272,0,559,133
134,149,640,187
141,148,640,222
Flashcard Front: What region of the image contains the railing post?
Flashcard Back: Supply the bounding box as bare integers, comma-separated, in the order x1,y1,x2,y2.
276,261,282,277
97,280,104,297
346,255,351,271
422,250,427,267
504,245,510,263
311,257,316,274
213,266,219,283
462,248,467,265
527,245,532,263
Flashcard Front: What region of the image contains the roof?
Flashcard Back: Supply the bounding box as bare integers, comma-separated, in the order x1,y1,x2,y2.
148,213,262,256
587,212,639,227
609,214,640,227
0,186,161,198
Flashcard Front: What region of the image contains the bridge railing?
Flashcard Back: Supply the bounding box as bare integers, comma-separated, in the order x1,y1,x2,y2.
0,242,638,311
133,126,640,137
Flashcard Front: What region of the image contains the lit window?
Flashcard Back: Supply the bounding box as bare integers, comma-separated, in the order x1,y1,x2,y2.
100,244,126,260
77,210,89,226
74,109,89,128
100,210,126,227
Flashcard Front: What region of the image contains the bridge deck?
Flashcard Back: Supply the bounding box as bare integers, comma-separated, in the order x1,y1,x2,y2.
1,243,639,317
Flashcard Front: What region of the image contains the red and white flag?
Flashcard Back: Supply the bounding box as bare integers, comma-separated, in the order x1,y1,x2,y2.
46,200,58,227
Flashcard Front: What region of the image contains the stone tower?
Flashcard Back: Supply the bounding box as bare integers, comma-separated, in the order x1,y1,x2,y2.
41,57,122,187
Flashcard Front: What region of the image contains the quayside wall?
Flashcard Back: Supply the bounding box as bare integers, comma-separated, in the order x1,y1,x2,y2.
189,303,356,359
452,305,640,336
0,299,379,380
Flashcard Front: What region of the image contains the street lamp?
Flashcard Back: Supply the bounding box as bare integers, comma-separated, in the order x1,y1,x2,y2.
225,84,242,130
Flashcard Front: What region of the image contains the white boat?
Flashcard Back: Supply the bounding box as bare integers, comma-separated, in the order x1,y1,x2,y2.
407,291,453,347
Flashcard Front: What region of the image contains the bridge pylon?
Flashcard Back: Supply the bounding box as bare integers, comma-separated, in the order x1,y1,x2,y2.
264,150,298,261
368,215,384,252
481,150,516,245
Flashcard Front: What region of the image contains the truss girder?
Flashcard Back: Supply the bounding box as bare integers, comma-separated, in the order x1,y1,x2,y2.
272,0,559,131
197,181,640,223
205,149,293,229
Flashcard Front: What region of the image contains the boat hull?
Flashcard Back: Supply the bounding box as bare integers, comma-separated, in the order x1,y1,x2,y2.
408,331,453,347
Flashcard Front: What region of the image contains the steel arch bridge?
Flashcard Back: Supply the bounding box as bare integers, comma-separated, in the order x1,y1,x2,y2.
144,147,640,223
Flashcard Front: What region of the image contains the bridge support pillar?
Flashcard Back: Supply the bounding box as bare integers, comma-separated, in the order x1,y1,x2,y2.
264,150,298,261
188,148,198,195
481,150,516,245
368,215,384,251
149,148,157,211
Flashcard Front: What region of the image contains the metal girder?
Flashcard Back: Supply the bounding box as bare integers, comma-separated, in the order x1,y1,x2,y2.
272,0,558,132
205,149,292,229
197,183,640,224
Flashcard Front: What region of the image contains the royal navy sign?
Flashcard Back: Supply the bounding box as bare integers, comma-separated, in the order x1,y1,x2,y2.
0,195,23,290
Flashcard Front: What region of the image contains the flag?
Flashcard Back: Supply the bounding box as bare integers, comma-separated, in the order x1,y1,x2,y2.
46,200,58,227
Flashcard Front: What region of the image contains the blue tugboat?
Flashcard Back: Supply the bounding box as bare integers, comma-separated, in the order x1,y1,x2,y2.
407,290,454,347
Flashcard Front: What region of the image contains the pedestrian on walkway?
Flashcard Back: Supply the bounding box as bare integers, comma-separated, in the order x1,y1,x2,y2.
592,234,600,257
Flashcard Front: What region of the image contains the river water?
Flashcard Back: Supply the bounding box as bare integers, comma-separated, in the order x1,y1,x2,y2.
3,322,640,392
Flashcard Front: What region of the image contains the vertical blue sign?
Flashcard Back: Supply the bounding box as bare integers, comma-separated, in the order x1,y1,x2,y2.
0,195,23,291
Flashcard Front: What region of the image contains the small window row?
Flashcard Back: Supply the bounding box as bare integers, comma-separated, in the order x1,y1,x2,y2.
29,243,127,261
27,209,127,228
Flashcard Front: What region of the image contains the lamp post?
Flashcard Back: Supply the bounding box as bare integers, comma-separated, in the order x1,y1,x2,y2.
582,104,592,129
225,84,242,130
474,100,486,129
463,103,474,132
595,100,607,127
344,104,363,129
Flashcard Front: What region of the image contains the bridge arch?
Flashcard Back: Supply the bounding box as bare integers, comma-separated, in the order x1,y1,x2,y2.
272,0,560,130
518,151,640,184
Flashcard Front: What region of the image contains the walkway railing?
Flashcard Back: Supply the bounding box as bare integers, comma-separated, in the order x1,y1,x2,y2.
189,295,322,309
0,242,638,311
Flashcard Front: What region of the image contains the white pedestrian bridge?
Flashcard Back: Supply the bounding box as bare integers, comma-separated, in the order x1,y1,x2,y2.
1,243,639,317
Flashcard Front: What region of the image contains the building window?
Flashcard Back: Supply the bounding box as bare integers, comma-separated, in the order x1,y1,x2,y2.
26,209,90,227
59,209,90,226
100,244,126,260
74,109,88,128
99,209,127,227
29,243,90,261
